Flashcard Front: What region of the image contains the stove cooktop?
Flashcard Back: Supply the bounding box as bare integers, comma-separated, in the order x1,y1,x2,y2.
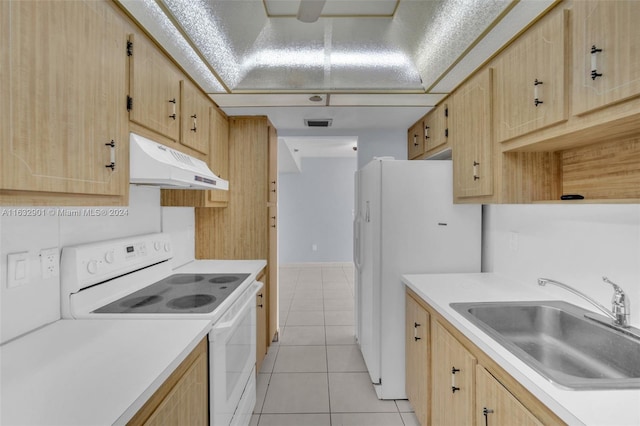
93,273,250,314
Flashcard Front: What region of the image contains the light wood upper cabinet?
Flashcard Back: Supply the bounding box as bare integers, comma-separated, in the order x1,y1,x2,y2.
129,33,181,142
408,120,425,160
1,0,129,205
431,320,476,426
180,79,211,156
424,102,448,154
208,107,230,206
405,293,430,426
451,68,494,199
268,125,278,205
572,1,640,116
475,365,543,426
494,7,568,143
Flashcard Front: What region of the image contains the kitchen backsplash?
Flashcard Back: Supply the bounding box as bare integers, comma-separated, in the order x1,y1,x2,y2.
483,204,640,325
0,186,195,343
2,188,639,342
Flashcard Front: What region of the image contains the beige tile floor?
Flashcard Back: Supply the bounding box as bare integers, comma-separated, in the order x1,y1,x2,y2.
251,264,419,426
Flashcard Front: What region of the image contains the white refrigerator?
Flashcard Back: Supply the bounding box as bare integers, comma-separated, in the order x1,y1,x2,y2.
354,159,481,399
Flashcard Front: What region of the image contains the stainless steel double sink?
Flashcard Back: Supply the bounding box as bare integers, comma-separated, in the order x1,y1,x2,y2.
450,301,640,390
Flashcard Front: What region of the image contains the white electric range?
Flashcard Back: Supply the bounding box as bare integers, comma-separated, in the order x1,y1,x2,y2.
60,233,265,426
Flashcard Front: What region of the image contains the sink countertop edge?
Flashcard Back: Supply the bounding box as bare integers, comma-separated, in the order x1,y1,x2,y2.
402,272,640,426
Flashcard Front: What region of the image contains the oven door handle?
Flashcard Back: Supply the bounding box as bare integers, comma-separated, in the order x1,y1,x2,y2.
212,281,263,334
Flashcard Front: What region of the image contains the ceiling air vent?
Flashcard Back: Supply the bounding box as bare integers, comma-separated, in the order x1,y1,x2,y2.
304,119,333,128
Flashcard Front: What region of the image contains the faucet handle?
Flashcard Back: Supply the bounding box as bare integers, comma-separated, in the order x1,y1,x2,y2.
603,276,630,328
603,276,625,295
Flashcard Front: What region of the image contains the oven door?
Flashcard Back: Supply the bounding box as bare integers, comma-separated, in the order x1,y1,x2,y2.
209,281,262,426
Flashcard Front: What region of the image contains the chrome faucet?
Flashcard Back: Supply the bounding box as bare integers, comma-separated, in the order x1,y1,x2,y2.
538,276,630,328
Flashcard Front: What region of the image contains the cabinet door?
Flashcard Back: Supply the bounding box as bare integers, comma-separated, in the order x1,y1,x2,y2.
424,103,448,153
405,294,430,426
451,68,493,198
494,8,567,142
129,33,181,141
431,320,476,425
180,79,211,156
408,120,425,160
256,283,268,373
208,107,230,205
475,366,543,426
129,339,208,426
572,1,640,116
1,0,128,202
268,124,278,205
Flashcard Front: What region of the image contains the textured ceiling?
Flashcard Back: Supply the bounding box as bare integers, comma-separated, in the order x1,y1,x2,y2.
128,0,517,93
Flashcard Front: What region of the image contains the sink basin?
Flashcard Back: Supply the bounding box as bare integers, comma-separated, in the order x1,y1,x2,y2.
450,300,640,390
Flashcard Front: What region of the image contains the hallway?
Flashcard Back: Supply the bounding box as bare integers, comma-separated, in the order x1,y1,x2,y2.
251,264,419,426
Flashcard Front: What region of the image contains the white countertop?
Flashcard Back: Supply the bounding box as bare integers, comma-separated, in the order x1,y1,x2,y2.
402,272,640,426
0,319,211,426
174,259,267,277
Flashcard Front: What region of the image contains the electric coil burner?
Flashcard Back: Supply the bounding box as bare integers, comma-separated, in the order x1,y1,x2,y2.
93,273,249,314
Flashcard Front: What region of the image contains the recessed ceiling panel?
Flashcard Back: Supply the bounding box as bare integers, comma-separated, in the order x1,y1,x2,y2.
158,0,515,93
264,0,399,17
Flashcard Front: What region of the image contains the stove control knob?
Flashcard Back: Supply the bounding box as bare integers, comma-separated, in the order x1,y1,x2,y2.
87,259,98,275
154,241,161,251
104,250,115,264
164,242,171,253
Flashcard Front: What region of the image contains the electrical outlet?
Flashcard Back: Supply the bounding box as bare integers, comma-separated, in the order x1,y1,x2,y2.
509,232,519,251
40,248,59,279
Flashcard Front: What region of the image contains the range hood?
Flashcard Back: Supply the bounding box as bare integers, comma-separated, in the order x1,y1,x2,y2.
129,133,228,190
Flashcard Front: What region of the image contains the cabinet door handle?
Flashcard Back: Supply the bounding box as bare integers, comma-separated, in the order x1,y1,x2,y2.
271,216,276,228
105,140,116,171
168,98,177,120
271,180,277,193
413,134,419,147
424,125,430,140
451,367,461,393
591,45,603,80
533,79,543,107
190,114,197,132
483,408,494,426
413,322,421,341
473,161,480,181
257,292,263,308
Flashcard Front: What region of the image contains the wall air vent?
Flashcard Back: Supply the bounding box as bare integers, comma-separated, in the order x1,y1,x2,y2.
304,119,333,127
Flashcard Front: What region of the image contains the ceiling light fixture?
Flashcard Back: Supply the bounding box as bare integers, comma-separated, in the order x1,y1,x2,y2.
297,0,327,23
309,95,323,102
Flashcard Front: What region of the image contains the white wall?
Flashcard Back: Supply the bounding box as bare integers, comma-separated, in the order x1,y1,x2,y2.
279,157,357,264
0,186,195,343
482,204,640,325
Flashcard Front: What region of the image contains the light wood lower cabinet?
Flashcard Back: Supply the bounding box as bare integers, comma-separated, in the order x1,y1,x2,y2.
431,320,476,425
128,338,208,426
405,293,430,426
405,288,565,426
476,365,543,426
256,270,268,373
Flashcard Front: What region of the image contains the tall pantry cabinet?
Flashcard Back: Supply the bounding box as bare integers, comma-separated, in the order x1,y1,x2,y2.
195,117,279,362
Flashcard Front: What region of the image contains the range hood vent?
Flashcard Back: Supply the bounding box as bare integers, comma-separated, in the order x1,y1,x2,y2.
304,118,333,127
129,133,228,191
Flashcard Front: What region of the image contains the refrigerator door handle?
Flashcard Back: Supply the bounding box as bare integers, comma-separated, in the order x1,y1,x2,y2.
353,216,362,270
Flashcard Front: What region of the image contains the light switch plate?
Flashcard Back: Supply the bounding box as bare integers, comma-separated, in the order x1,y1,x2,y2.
7,252,29,288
